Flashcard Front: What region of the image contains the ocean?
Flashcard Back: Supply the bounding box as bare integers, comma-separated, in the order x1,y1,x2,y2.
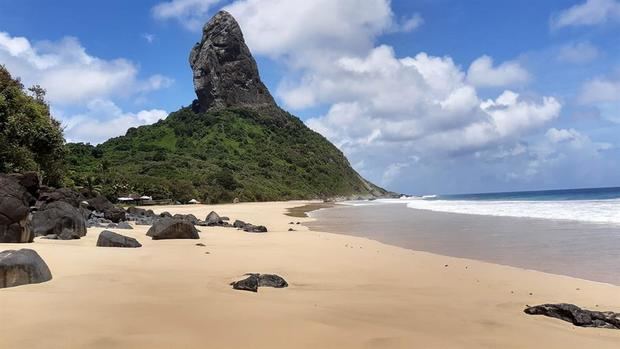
307,187,620,284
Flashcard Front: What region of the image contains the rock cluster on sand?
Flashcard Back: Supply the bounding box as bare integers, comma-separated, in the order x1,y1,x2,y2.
525,303,620,329
232,219,267,233
0,174,36,243
146,218,199,240
0,248,52,288
96,230,142,248
189,10,276,112
230,273,288,292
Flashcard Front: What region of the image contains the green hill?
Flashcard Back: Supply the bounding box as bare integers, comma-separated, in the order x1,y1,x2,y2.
65,106,387,203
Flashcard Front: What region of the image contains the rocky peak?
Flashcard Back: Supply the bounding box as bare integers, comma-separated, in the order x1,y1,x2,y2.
189,11,276,112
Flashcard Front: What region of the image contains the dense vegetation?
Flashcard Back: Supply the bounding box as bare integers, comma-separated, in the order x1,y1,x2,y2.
65,106,384,203
0,65,65,186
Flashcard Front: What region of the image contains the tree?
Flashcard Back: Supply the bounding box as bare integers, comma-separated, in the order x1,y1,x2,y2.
0,65,66,186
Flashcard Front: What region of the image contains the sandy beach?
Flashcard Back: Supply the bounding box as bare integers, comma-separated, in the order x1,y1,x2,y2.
1,201,620,349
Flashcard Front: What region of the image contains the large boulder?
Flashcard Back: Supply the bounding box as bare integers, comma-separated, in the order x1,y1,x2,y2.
525,304,620,329
104,207,126,223
38,187,85,208
0,175,35,243
173,214,200,225
146,219,199,240
189,10,276,112
86,195,114,212
243,224,268,233
32,201,87,240
96,230,142,248
205,211,224,226
0,249,52,288
230,273,288,292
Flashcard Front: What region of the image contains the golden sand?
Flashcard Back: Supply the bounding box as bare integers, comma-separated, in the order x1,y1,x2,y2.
1,201,619,348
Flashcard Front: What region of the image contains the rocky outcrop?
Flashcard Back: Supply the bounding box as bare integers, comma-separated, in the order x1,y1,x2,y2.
230,273,288,292
0,175,35,243
189,11,275,112
525,303,620,329
0,249,52,288
146,218,199,240
205,211,224,226
96,230,142,248
173,213,199,225
32,201,87,240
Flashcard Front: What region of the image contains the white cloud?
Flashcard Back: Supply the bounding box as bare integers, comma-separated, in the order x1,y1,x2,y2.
0,32,172,105
579,77,620,103
552,0,620,29
466,55,530,87
382,162,409,185
142,33,156,43
398,13,424,32
59,100,168,144
152,0,221,31
557,41,600,64
303,46,560,159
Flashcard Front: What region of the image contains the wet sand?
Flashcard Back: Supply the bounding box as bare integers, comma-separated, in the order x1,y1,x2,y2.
1,201,620,348
307,203,620,285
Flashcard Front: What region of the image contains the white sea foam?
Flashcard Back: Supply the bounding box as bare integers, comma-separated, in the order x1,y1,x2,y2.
391,198,620,225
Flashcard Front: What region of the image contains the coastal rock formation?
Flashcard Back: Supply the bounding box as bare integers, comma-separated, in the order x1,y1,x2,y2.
189,10,275,112
97,230,142,248
0,249,52,288
0,175,35,243
230,273,288,292
32,201,87,240
146,218,199,240
525,303,620,329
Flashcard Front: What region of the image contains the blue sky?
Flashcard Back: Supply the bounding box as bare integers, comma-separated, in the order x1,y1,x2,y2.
1,0,619,195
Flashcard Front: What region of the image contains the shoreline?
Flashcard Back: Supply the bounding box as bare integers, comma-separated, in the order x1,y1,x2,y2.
306,202,620,286
1,200,620,348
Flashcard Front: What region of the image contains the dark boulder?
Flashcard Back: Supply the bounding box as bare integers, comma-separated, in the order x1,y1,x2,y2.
173,213,200,225
189,10,276,112
230,274,259,292
525,304,620,329
104,207,126,223
0,175,34,243
32,201,87,240
38,187,85,208
230,273,288,292
146,218,199,240
233,220,246,228
205,211,223,226
256,273,288,288
159,211,173,218
0,249,52,288
86,195,114,212
8,172,40,197
243,224,268,233
96,230,142,248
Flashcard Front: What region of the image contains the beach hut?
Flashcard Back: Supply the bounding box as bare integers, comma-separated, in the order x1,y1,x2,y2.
188,199,200,204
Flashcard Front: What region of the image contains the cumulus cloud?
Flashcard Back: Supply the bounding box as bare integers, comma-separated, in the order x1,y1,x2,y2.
397,13,424,32
0,32,173,105
552,0,620,29
466,55,530,87
579,77,620,103
557,41,600,64
303,47,560,159
59,100,168,144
